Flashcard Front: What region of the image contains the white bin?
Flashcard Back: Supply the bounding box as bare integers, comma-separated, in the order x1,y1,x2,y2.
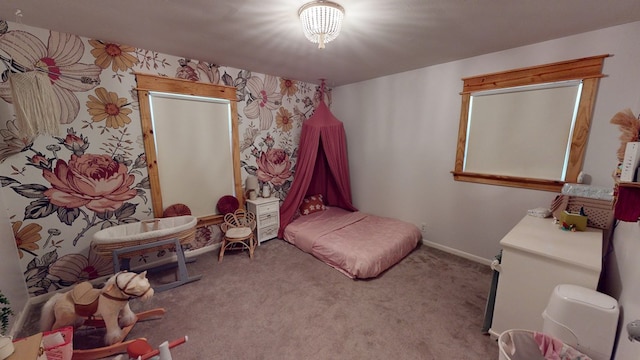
498,329,591,360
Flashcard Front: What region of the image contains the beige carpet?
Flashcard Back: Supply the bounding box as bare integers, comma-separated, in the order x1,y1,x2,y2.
21,240,499,359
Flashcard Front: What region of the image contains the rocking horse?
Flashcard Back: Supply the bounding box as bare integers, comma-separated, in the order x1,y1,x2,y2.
40,271,166,360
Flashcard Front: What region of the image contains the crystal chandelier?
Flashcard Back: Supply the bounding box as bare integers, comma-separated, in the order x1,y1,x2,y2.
298,1,345,49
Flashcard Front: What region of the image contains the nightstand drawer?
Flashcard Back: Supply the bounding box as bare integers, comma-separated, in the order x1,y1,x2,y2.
259,212,278,226
260,224,279,240
257,202,279,214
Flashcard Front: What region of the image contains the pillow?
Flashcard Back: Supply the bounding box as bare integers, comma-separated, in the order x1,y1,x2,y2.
163,203,192,217
299,194,326,215
217,195,239,215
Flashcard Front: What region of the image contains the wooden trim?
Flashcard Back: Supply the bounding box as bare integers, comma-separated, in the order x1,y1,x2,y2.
565,77,600,182
454,93,471,173
134,73,236,100
453,55,608,191
137,89,163,217
451,171,565,192
135,73,243,225
197,214,224,228
461,54,610,93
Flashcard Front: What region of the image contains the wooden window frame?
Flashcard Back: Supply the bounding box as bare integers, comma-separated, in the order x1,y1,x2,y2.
452,55,608,192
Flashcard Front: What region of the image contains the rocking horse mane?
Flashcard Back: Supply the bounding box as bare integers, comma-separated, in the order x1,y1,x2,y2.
103,271,153,301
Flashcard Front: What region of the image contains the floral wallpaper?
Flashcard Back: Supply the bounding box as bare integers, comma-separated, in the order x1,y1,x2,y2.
0,20,326,297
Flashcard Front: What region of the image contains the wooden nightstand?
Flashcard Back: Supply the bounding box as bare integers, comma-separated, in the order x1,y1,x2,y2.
246,197,280,244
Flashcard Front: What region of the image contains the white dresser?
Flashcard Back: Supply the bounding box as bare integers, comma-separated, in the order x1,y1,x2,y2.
489,215,602,338
246,197,280,244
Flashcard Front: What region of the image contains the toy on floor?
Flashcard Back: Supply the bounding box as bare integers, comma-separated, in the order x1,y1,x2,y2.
121,336,188,360
40,271,155,346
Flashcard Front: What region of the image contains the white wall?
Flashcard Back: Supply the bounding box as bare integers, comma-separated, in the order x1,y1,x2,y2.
333,21,640,359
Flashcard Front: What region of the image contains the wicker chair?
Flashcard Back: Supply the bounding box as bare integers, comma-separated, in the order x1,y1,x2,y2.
218,209,257,262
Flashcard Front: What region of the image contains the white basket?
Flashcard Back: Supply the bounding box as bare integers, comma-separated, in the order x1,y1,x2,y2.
499,329,532,360
498,329,591,360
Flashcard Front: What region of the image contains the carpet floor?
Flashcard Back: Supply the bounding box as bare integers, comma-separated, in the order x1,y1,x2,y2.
20,239,499,359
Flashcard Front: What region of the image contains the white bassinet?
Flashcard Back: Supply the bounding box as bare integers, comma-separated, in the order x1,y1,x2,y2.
91,215,201,292
92,215,197,258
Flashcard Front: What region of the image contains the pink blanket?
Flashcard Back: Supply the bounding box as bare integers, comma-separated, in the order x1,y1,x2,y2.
534,332,592,360
283,207,421,278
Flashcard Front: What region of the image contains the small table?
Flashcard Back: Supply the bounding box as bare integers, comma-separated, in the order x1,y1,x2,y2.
6,333,42,360
246,197,280,244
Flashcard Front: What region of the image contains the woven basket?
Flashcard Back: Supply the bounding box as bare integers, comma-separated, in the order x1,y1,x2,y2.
92,218,196,259
552,195,614,230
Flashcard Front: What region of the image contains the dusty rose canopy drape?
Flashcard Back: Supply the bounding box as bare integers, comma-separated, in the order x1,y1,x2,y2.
278,100,357,237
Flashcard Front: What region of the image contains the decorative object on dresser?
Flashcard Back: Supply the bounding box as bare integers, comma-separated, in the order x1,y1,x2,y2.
551,183,614,230
620,141,640,182
610,108,640,221
246,197,280,244
609,108,640,165
261,183,271,198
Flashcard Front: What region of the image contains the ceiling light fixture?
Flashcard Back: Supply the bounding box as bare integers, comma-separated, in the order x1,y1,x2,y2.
298,0,345,49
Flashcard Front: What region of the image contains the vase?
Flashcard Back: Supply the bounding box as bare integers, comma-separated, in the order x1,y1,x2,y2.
262,184,271,198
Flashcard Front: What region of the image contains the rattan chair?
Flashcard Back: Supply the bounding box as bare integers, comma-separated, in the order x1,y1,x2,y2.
218,209,257,262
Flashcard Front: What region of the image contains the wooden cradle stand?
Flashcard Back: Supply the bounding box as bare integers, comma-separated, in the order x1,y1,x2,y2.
92,217,202,292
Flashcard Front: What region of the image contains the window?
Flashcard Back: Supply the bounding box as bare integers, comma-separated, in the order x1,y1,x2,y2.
452,55,608,192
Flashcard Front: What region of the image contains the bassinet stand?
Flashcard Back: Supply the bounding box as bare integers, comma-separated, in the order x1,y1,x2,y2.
111,238,202,292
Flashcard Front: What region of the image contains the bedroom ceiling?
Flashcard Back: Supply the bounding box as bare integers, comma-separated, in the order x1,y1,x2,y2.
1,0,640,87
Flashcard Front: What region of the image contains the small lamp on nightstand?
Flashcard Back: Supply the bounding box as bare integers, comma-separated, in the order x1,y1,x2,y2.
246,175,259,200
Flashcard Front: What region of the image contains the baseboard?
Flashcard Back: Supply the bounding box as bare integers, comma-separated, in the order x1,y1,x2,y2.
421,239,492,266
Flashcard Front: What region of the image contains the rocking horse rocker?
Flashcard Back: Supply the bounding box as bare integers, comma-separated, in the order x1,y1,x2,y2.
40,271,166,360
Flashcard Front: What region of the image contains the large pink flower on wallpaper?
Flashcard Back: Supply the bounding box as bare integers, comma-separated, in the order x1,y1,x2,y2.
0,30,102,124
243,75,282,130
42,154,137,212
256,148,292,186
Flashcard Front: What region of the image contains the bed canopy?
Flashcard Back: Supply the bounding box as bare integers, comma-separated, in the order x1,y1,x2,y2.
278,96,357,237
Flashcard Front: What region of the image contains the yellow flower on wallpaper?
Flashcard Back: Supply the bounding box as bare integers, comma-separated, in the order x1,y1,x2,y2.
12,221,42,259
86,87,133,128
89,40,138,72
280,78,298,97
276,107,294,132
